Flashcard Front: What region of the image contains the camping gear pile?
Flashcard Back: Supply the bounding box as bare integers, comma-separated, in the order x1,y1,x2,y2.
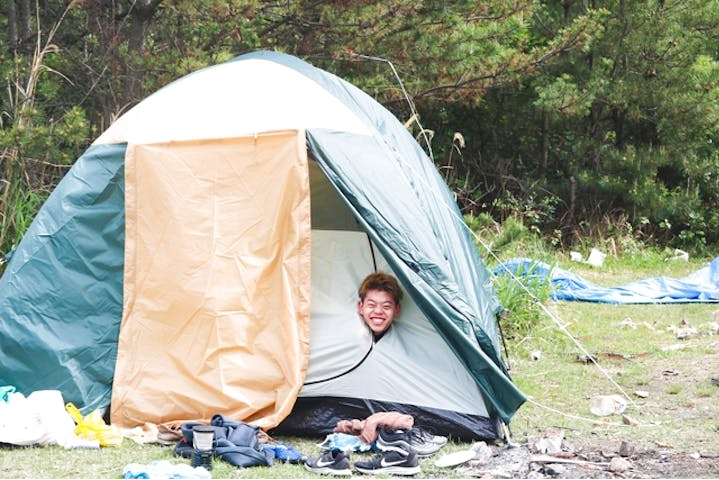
0,51,523,443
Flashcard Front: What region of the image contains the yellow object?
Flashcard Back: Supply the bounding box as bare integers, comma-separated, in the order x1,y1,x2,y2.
65,403,123,447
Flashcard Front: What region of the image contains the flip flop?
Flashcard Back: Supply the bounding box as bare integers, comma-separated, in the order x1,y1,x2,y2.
434,450,476,468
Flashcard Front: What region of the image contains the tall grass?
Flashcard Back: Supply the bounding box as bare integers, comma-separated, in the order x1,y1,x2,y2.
0,187,47,258
494,262,553,341
467,215,555,340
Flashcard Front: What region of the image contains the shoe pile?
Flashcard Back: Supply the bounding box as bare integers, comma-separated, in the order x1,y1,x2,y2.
305,426,447,476
352,426,442,475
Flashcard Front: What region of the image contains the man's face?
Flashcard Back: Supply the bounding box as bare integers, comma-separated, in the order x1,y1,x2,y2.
358,289,401,335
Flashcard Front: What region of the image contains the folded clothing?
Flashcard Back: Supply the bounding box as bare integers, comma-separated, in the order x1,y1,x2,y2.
333,411,414,444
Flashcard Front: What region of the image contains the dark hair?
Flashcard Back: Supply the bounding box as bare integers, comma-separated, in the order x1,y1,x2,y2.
358,271,403,304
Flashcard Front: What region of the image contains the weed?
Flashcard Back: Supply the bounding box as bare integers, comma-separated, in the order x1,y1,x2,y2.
0,187,47,255
494,261,552,340
665,384,683,395
693,385,716,398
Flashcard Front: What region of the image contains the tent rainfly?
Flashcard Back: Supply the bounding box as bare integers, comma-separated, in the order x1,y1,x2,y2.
0,51,525,441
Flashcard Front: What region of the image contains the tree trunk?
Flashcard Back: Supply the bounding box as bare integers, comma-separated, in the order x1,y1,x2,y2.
540,110,549,177
7,0,33,54
612,107,625,151
122,0,162,106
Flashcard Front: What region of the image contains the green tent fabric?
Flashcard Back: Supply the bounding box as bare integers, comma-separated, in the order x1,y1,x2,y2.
0,143,126,413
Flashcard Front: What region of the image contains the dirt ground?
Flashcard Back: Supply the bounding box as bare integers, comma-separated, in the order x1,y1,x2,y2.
431,318,719,479
450,440,719,479
440,355,719,479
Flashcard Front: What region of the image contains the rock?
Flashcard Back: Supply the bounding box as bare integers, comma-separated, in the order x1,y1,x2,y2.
609,456,632,472
535,429,564,454
471,441,494,464
622,414,639,425
633,390,649,398
601,450,616,459
619,440,634,457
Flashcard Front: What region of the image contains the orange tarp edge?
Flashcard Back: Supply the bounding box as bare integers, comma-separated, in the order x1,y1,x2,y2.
111,131,311,429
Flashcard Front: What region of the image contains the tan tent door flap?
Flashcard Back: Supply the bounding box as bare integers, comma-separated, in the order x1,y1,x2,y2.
111,131,311,429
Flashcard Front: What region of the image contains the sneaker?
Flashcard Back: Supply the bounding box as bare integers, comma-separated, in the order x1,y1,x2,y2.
377,427,445,457
354,450,421,475
304,449,352,475
414,427,448,446
376,427,413,454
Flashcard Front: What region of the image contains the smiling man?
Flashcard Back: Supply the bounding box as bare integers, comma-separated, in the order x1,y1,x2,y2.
357,271,403,341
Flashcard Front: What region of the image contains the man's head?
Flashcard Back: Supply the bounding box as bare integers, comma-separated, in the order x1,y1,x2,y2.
357,271,403,336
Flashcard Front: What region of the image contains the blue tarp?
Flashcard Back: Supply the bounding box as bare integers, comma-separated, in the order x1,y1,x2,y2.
495,256,719,304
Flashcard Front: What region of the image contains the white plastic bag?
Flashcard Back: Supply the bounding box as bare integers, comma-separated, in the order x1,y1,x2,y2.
0,391,45,446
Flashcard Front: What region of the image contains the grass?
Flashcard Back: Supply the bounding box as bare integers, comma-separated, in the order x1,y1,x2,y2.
0,437,487,478
0,187,48,256
503,253,719,454
1,248,718,478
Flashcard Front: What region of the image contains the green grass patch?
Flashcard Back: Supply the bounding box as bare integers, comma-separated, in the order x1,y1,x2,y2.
664,384,683,395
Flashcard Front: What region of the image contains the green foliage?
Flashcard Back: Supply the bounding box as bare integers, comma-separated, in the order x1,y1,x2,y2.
0,2,91,254
465,215,554,339
431,0,719,252
494,262,552,340
534,73,595,117
2,0,719,255
0,187,47,252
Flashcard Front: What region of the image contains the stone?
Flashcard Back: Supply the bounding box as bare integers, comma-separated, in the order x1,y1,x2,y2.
619,440,634,457
609,456,632,472
471,441,494,464
622,414,639,425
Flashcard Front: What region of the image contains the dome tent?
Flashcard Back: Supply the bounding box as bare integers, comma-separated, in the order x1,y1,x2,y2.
0,51,525,440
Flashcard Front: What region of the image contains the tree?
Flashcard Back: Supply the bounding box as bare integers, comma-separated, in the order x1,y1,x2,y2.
0,1,89,253
2,0,719,256
456,0,719,250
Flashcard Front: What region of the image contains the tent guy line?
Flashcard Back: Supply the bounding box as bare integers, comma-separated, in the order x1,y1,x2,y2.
354,66,638,411
351,52,437,165
523,397,654,428
344,51,640,422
